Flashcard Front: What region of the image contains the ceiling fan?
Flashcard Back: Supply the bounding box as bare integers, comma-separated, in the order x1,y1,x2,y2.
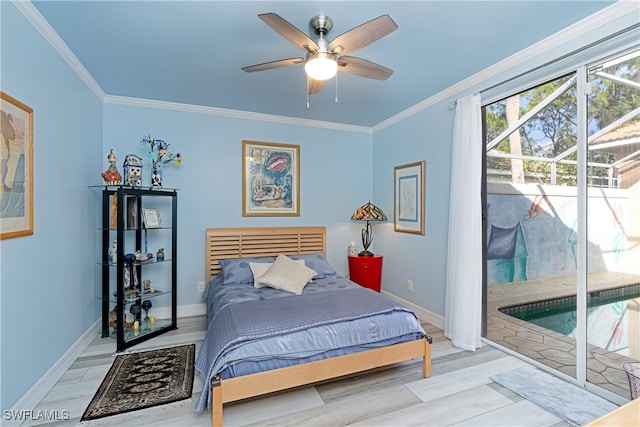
242,13,398,98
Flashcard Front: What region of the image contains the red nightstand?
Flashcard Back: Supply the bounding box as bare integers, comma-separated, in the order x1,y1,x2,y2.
348,255,383,292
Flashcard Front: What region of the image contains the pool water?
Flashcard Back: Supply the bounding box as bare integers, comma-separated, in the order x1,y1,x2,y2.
500,284,640,352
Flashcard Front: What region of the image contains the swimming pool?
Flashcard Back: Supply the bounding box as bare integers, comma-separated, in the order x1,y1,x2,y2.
499,283,640,352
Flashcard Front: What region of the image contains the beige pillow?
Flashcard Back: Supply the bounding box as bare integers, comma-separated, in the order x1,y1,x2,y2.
250,259,305,288
254,254,316,295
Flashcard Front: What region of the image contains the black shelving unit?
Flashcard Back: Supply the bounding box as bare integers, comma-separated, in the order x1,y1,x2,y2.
94,185,178,351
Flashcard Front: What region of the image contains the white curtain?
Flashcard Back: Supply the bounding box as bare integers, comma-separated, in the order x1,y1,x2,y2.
444,93,483,351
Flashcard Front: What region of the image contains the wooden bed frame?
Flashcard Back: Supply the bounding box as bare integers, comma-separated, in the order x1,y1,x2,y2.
205,226,432,427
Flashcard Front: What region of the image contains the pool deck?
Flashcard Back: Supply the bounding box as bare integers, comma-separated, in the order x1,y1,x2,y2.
486,270,640,399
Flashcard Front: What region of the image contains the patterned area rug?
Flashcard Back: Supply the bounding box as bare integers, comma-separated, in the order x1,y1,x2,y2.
81,344,195,421
491,365,618,426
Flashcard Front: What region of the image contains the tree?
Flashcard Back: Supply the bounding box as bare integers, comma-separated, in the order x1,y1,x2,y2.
485,54,639,186
589,57,640,130
506,94,525,184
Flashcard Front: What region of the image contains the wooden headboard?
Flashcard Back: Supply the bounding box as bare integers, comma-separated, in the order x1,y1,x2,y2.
205,226,326,281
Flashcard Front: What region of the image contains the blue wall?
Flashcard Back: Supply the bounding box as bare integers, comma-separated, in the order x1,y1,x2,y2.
102,103,373,308
1,0,637,415
1,3,103,411
1,2,374,411
372,104,455,315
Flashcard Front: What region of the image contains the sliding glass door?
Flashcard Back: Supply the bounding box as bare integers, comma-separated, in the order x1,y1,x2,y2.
483,49,640,400
484,73,580,380
585,51,640,398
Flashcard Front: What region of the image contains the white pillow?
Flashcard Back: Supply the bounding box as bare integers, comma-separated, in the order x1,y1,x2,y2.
254,254,316,295
250,259,305,288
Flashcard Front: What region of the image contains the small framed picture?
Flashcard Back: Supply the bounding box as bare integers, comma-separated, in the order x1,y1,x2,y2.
394,161,426,235
142,208,162,228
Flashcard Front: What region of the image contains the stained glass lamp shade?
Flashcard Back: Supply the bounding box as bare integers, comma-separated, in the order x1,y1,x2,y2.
350,202,388,256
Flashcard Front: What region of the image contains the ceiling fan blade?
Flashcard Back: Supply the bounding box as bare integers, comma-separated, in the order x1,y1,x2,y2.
242,57,304,73
338,56,393,80
259,13,319,52
307,77,326,95
328,15,398,56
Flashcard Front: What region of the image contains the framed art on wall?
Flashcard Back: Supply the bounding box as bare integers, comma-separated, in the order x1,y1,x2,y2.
394,161,425,235
242,140,300,217
0,92,34,240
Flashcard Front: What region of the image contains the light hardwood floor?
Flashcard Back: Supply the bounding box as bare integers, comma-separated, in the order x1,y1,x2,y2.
23,316,583,427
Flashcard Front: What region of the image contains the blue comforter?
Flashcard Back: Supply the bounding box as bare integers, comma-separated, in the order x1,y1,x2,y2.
194,275,426,412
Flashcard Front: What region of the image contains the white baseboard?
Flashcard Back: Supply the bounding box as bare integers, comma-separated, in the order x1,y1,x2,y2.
152,303,206,319
381,290,444,330
5,303,207,426
3,318,100,427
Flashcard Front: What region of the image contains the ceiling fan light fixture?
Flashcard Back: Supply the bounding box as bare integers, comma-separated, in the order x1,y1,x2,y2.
305,52,338,81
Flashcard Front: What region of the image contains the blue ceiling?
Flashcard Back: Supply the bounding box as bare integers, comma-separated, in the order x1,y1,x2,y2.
31,1,615,127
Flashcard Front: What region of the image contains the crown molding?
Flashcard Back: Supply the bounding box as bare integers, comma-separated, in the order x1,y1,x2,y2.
103,95,372,134
16,0,366,133
16,0,636,135
13,0,105,101
373,0,639,133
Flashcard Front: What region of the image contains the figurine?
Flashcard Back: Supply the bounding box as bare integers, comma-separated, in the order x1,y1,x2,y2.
135,250,153,261
123,154,143,187
108,240,117,264
109,306,133,330
101,149,122,185
143,279,155,293
123,253,139,290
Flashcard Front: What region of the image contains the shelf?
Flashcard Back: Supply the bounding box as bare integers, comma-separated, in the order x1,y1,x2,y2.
96,186,178,351
99,287,170,303
90,185,179,191
133,258,165,266
97,226,174,231
98,258,172,267
103,317,174,341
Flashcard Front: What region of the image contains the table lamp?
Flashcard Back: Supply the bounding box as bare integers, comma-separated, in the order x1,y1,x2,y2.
350,201,387,256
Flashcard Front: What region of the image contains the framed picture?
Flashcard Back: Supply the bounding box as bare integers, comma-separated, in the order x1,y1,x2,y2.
1,92,34,240
126,196,138,229
142,208,162,228
242,140,300,216
394,161,425,235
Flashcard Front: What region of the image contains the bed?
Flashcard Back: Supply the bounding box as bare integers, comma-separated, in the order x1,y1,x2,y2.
195,226,432,426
